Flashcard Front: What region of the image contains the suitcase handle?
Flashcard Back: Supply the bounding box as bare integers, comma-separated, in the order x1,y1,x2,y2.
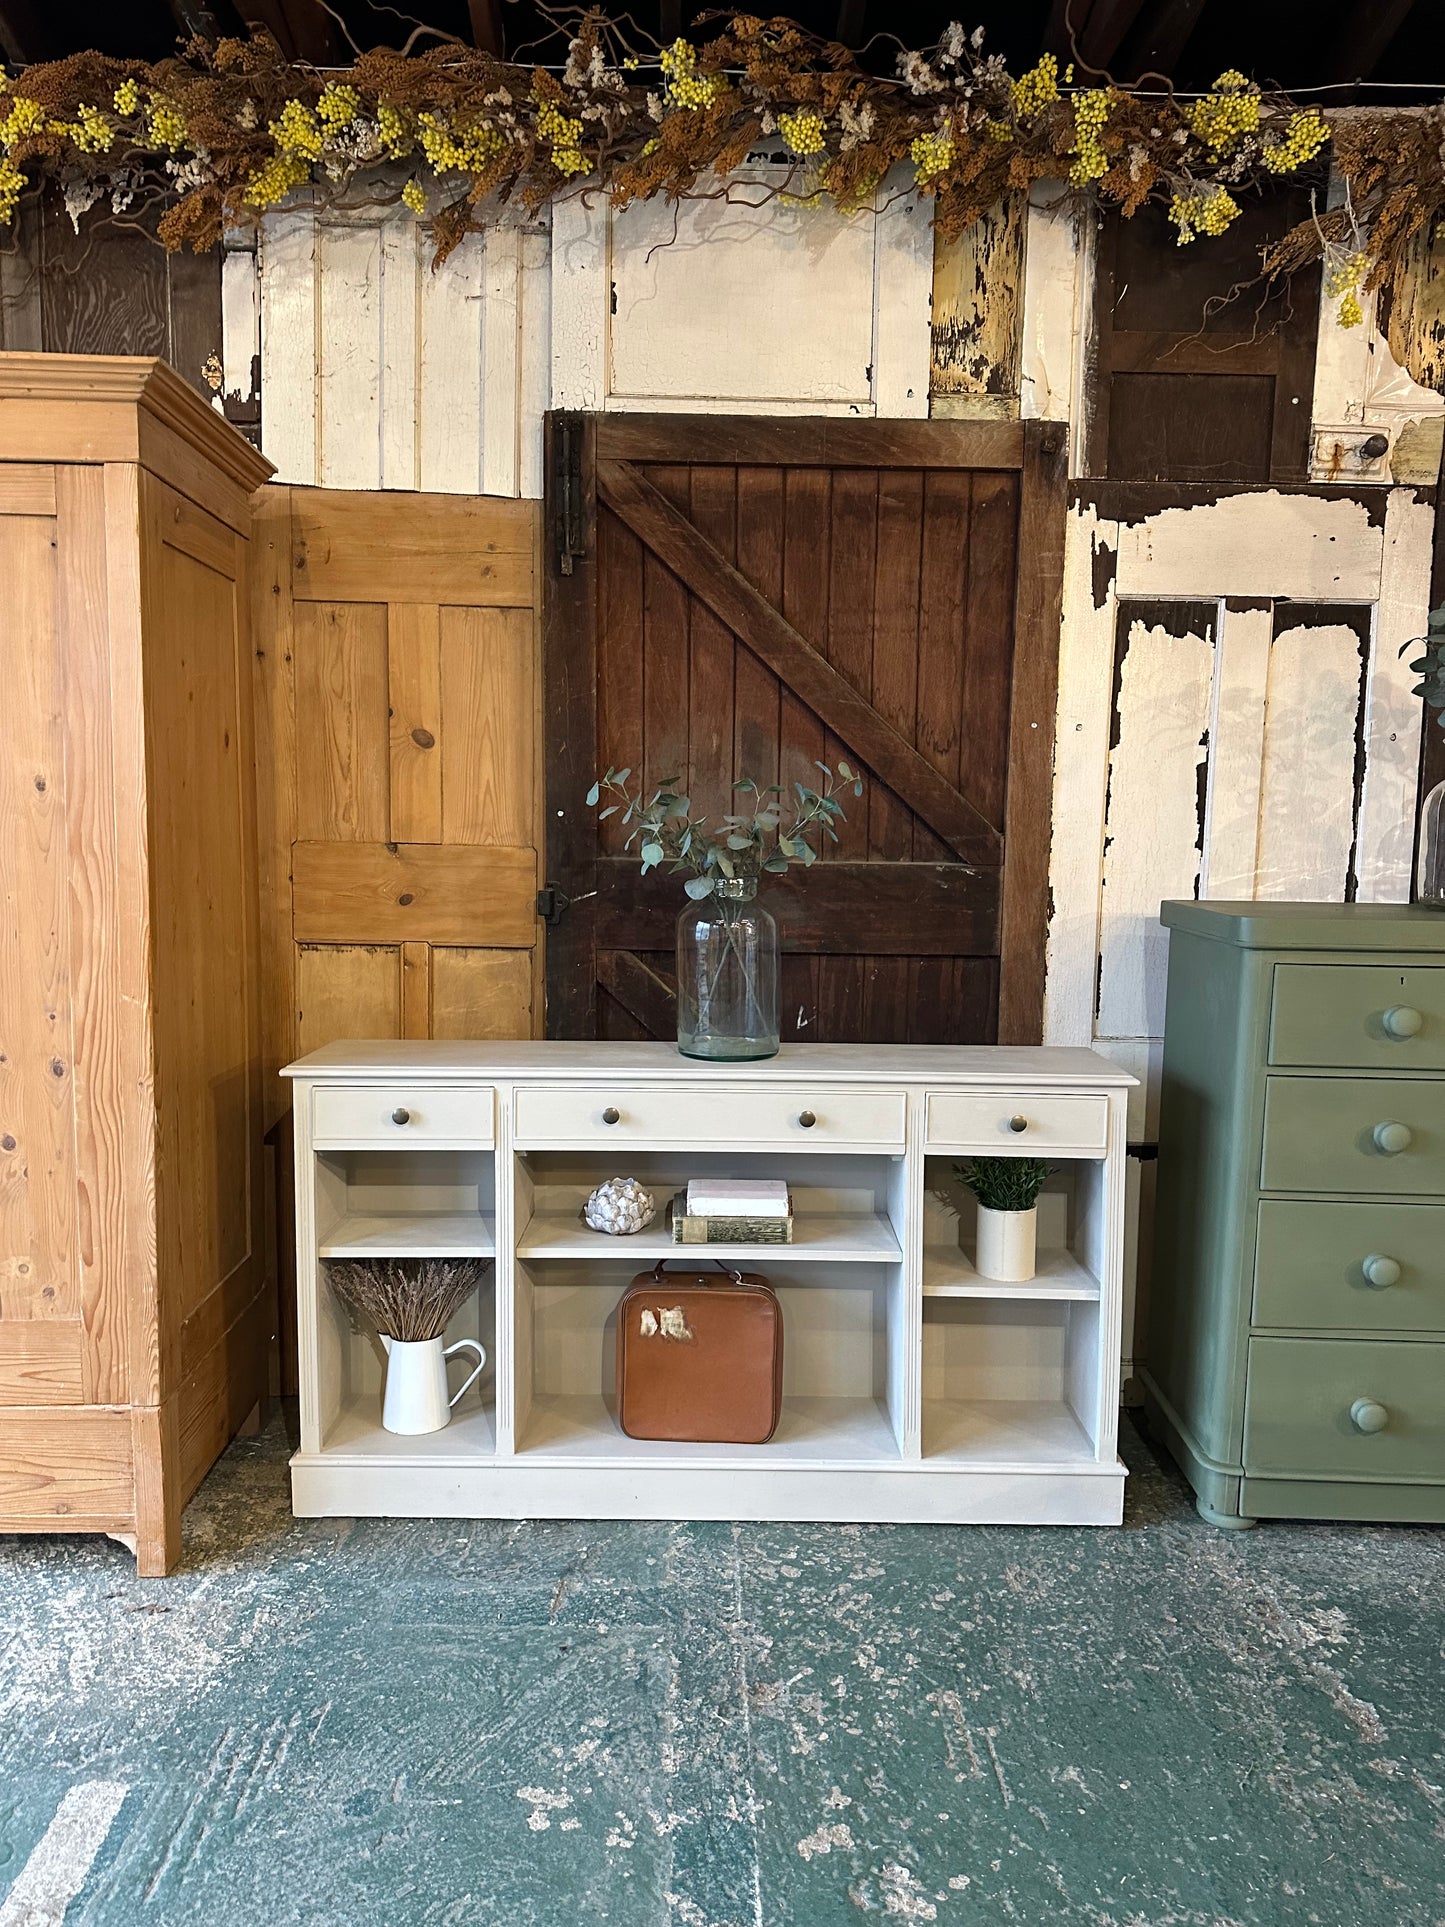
649,1258,747,1285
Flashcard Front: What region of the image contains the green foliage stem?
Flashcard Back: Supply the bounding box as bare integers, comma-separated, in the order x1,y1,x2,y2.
1403,603,1445,734
586,762,864,900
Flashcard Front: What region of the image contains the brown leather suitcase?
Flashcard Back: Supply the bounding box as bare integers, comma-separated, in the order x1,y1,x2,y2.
616,1261,784,1444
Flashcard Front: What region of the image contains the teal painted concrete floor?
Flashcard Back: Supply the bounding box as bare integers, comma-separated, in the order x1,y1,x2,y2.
1,1418,1443,1927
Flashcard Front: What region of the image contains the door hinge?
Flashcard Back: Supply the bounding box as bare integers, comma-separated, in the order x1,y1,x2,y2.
537,884,572,926
552,413,586,576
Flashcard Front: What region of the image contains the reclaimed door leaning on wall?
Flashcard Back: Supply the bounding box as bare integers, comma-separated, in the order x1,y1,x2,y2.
251,485,543,1385
544,416,1068,1046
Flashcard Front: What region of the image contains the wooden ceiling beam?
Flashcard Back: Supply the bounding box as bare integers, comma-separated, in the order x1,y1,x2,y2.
236,0,334,64
466,0,505,56
168,0,224,41
1113,0,1208,81
1044,0,1151,73
0,0,45,63
1325,0,1415,83
836,0,867,48
1077,0,1149,71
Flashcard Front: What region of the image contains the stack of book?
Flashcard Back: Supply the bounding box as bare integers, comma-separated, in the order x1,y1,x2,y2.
671,1179,794,1245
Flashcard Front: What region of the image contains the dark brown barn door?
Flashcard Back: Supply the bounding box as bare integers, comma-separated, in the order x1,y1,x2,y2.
543,415,1066,1046
1088,195,1320,485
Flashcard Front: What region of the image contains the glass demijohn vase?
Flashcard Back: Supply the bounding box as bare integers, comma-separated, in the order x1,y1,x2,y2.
1420,779,1445,909
676,876,780,1060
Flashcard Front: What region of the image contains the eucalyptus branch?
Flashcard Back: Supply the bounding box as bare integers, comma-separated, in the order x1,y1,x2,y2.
1403,604,1445,735
587,761,864,900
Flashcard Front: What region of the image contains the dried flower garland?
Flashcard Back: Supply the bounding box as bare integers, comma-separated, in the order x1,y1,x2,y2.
0,11,1438,332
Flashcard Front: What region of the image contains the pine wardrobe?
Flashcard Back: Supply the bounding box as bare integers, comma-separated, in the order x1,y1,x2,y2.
0,354,275,1573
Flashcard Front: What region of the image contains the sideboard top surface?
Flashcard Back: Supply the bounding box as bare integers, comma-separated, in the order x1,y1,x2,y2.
283,1040,1134,1085
1161,900,1445,951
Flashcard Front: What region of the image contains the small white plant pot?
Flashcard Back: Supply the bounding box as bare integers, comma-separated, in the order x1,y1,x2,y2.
975,1205,1037,1284
380,1334,486,1436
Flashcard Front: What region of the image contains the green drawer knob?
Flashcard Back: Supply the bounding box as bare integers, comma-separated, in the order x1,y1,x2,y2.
1382,1005,1423,1040
1372,1121,1413,1155
1362,1253,1402,1288
1350,1398,1390,1435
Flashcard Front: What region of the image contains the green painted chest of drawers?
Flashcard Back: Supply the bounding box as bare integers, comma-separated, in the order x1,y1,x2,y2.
1144,902,1445,1528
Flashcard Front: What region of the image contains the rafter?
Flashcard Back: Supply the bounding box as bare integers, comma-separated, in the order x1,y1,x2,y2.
168,0,224,41
467,0,505,56
1325,0,1415,83
1113,0,1207,81
236,0,334,65
0,0,45,64
836,0,867,48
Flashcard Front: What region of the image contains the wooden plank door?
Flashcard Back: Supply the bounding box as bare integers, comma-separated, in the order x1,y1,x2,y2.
543,416,1067,1045
251,485,544,1386
0,464,91,1410
253,484,544,1098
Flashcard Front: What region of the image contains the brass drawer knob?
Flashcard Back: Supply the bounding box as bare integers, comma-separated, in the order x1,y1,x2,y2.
1382,1005,1423,1040
391,1107,411,1126
798,1109,817,1129
1350,1398,1390,1435
602,1105,621,1125
1008,1115,1029,1134
1362,1253,1401,1288
1372,1121,1413,1155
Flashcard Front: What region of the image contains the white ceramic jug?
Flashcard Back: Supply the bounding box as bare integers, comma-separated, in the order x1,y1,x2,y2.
380,1334,487,1435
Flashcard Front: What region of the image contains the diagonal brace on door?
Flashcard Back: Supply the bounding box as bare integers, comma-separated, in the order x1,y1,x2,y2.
596,458,1003,867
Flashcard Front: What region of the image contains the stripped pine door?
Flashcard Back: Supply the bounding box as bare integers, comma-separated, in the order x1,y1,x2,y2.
544,416,1068,1045
251,486,544,1385
0,468,91,1409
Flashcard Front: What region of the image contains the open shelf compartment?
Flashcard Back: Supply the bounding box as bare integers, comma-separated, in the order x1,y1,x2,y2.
919,1156,1112,1467
511,1253,907,1465
308,1147,498,1457
315,1145,496,1258
514,1148,904,1265
922,1159,1104,1300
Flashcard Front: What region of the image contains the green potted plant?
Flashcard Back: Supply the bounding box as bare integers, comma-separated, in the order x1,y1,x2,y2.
588,762,863,1061
954,1158,1052,1283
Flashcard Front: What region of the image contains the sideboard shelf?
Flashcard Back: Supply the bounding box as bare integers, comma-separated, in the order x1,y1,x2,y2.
284,1041,1134,1527
517,1390,898,1466
922,1246,1102,1300
517,1205,902,1263
318,1213,498,1258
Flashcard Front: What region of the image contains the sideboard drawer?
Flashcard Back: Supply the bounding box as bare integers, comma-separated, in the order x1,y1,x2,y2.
312,1085,494,1146
1254,1200,1445,1333
1244,1336,1445,1480
513,1084,906,1149
1270,964,1445,1070
925,1092,1109,1155
1261,1077,1445,1196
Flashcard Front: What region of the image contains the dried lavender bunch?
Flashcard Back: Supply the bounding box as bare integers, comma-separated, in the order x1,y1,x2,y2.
326,1257,487,1342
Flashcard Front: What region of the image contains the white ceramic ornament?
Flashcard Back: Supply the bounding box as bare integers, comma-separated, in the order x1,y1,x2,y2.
584,1176,657,1235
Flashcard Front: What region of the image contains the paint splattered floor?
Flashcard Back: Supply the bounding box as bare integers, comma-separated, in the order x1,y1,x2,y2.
1,1416,1442,1927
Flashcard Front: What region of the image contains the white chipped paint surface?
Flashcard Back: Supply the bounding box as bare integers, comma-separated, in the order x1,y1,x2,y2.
1309,173,1443,478
1115,488,1385,602
1097,615,1215,1040
608,176,877,406
251,197,547,494
1256,621,1365,901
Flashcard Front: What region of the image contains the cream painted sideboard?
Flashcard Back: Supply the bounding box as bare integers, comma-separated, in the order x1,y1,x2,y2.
283,1043,1134,1525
